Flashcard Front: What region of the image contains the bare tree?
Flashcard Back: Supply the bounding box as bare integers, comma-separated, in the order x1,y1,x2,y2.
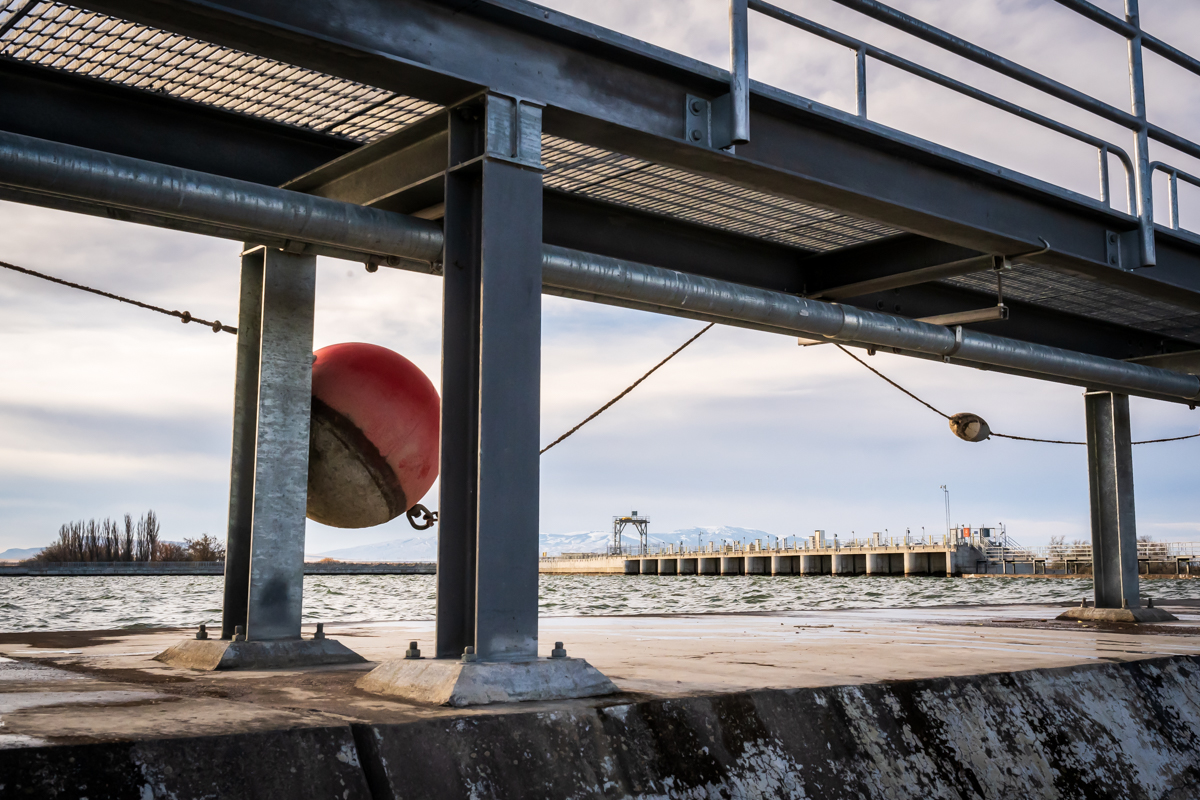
30,510,167,563
121,514,134,562
184,534,226,562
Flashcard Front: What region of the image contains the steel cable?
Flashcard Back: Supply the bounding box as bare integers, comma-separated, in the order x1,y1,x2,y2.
0,259,236,334
5,257,1193,447
540,323,715,454
835,344,1199,445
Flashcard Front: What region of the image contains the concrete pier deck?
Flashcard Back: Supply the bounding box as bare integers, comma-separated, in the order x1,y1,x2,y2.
3,603,1200,797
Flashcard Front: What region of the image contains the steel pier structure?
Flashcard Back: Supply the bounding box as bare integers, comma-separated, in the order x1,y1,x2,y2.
3,0,1200,664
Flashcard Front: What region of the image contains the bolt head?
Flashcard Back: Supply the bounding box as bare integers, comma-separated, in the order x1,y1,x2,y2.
690,129,703,142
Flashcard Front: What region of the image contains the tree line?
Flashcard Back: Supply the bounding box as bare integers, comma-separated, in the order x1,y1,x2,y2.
29,510,225,563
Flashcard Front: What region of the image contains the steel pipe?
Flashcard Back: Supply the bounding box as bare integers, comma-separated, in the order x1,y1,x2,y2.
0,130,445,264
541,245,1200,402
3,129,1194,402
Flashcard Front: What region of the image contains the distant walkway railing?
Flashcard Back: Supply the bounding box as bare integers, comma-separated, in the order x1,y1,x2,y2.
984,541,1200,562
542,540,1200,563
545,534,973,561
728,0,1200,265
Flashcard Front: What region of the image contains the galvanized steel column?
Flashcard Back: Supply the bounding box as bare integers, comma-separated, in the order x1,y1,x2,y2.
244,247,317,641
220,247,264,640
436,94,545,661
1085,391,1141,609
435,107,482,659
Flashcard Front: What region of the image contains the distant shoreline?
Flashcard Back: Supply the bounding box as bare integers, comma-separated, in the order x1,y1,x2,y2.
0,561,436,576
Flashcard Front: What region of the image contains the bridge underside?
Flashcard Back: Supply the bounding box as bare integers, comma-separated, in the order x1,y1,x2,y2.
3,1,1200,362
0,0,1189,668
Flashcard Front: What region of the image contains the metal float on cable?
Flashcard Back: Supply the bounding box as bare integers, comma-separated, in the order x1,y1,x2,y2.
949,412,991,442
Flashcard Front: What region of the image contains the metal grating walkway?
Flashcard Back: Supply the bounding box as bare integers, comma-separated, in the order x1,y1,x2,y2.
2,0,1200,345
946,267,1200,345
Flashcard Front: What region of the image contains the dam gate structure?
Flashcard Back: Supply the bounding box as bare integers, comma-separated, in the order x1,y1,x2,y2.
2,0,1200,683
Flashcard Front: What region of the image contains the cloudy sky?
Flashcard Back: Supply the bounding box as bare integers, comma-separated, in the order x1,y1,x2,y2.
1,0,1199,554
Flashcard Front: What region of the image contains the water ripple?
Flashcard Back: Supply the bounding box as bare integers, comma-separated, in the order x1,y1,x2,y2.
1,574,1198,632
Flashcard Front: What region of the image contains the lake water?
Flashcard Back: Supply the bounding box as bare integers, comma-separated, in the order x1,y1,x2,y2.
4,574,1200,632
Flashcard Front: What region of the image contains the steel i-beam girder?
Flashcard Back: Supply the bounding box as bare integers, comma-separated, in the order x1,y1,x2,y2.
66,0,1200,316
3,46,1197,362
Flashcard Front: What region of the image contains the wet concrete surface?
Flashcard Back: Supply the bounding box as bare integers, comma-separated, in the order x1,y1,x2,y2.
1,601,1198,747
3,603,1200,798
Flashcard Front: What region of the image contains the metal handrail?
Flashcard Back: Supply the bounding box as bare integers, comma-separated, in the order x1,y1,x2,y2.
732,0,1200,266
1051,0,1200,80
818,0,1200,160
987,541,1200,560
747,0,1137,214
1152,162,1200,232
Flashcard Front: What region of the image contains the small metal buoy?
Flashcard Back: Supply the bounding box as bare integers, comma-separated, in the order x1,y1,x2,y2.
550,642,567,659
404,641,422,659
949,412,991,442
196,623,208,641
314,622,326,640
462,646,478,663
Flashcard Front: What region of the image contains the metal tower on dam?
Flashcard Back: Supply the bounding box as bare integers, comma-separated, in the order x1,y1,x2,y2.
1,0,1199,677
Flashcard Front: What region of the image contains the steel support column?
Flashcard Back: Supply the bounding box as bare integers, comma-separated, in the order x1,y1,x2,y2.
221,247,317,641
1085,391,1141,610
436,94,544,661
221,247,264,640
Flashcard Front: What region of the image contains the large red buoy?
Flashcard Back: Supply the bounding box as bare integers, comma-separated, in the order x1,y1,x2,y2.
306,343,440,529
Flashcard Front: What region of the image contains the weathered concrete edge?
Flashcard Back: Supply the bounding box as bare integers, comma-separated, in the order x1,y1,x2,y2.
355,654,1200,799
0,724,373,799
4,655,1200,799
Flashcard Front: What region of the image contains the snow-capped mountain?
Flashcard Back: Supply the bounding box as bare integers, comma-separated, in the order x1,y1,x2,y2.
0,546,43,561
309,525,777,561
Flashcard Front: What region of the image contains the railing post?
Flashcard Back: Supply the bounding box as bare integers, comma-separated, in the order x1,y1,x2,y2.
1096,145,1111,208
855,45,868,118
1169,169,1181,229
730,0,750,144
1126,0,1156,266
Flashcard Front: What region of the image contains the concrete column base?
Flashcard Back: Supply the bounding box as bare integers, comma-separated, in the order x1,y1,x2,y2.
154,637,365,671
357,657,618,707
1056,606,1178,624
